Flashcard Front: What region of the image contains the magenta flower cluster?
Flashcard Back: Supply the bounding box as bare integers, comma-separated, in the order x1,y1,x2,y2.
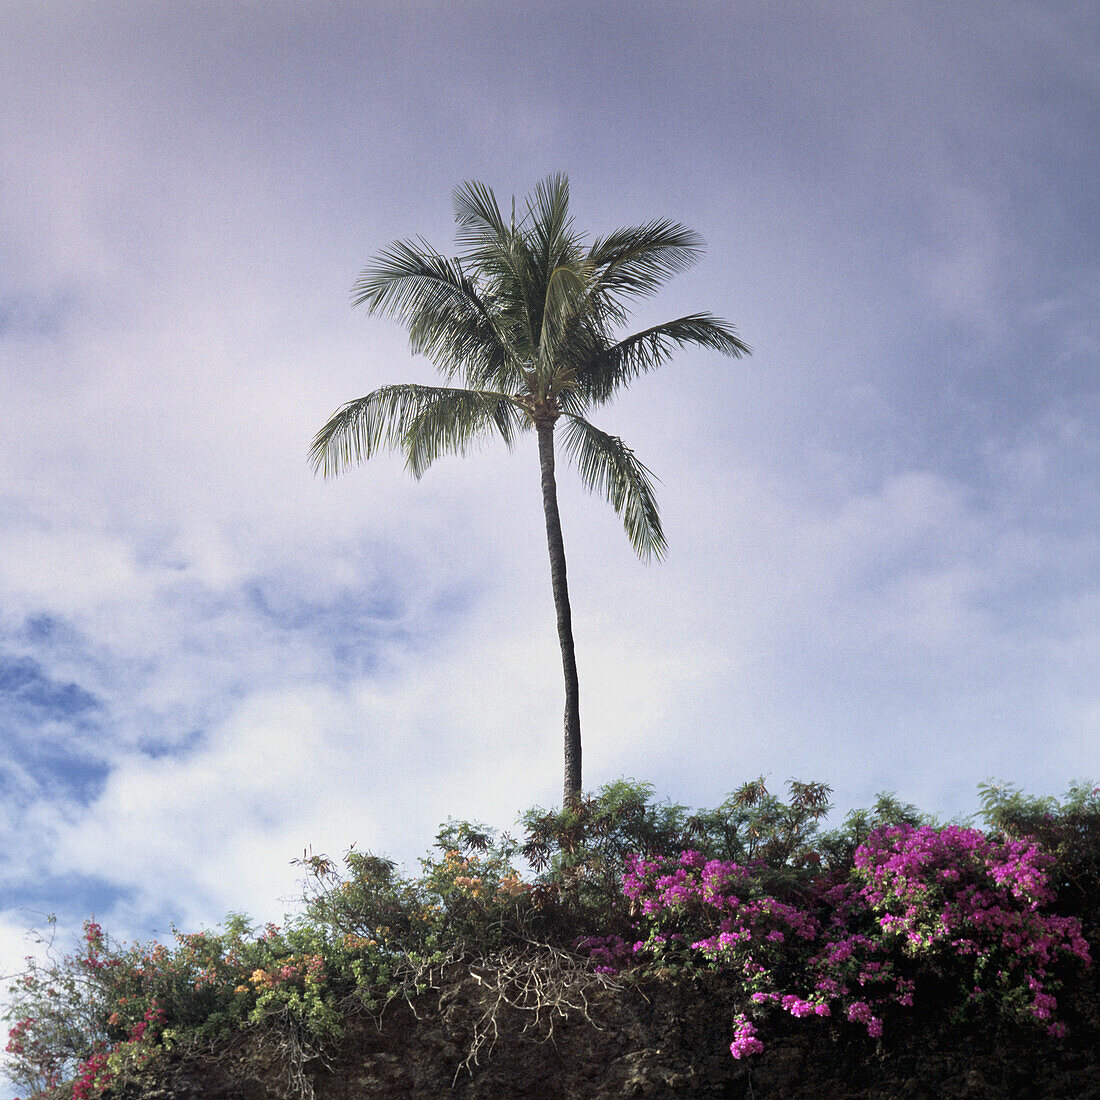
729,1014,764,1058
853,824,1089,1033
579,826,1091,1060
66,926,168,1100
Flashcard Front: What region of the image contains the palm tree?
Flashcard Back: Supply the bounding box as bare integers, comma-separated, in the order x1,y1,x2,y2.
311,176,749,805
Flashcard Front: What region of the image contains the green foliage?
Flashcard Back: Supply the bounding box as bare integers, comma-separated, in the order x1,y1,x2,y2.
295,827,533,965
978,780,1100,935
3,916,107,1095
5,777,1099,1100
816,791,929,873
311,175,748,562
518,777,837,926
685,778,834,897
4,914,354,1097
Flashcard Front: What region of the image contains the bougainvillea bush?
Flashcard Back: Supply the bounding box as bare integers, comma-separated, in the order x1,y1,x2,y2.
582,817,1093,1059
2,914,348,1098
2,826,544,1099
4,780,1098,1098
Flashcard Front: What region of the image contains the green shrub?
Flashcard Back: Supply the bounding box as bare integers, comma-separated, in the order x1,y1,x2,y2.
5,777,1098,1099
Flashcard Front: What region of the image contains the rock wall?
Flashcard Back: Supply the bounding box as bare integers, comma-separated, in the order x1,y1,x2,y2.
104,966,1100,1100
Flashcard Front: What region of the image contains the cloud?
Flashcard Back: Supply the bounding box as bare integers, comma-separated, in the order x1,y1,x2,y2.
0,15,1097,1100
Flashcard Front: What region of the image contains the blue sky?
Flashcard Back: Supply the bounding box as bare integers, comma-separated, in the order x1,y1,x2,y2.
1,0,1097,1079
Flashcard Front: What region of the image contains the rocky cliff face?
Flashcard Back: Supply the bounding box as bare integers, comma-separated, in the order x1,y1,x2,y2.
101,963,1099,1100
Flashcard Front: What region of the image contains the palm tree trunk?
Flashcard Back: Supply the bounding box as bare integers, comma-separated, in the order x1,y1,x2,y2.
536,421,581,805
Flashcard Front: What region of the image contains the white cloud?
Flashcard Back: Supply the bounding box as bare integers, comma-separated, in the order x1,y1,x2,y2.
0,15,1097,1094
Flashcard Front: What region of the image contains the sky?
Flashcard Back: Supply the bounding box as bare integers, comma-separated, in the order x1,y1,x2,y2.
0,0,1097,1076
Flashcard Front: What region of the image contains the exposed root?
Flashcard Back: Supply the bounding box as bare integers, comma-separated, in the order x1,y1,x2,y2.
234,1013,333,1100
452,943,623,1083
340,942,624,1087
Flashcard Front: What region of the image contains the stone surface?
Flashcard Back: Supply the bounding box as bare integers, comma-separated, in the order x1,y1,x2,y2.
103,965,1100,1099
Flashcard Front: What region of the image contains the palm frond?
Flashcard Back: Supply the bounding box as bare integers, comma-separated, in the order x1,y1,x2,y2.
452,178,553,366
352,238,458,315
537,261,591,375
528,175,575,268
404,388,526,478
559,414,666,561
517,176,584,377
351,240,517,389
309,384,523,479
578,313,751,406
452,179,527,290
587,220,704,316
453,179,509,243
327,177,749,549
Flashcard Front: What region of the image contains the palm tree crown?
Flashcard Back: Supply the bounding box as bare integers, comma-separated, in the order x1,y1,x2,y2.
311,175,749,802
